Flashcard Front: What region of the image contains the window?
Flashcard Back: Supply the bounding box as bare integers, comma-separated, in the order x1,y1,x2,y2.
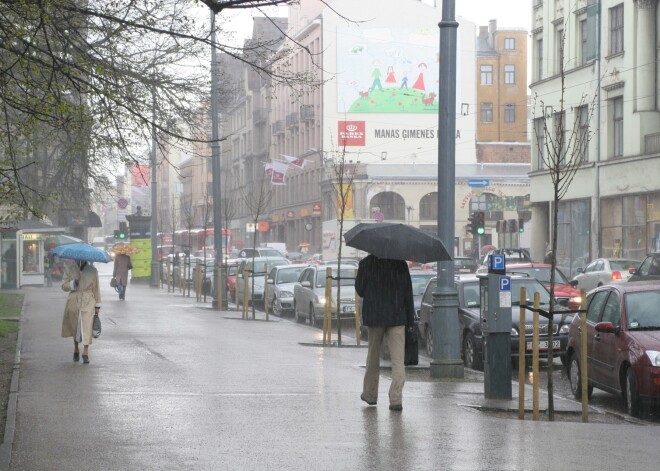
504,64,516,84
555,27,564,74
504,104,516,123
580,19,588,65
576,105,589,162
586,291,608,323
601,292,620,325
554,111,566,165
534,117,545,168
613,97,623,156
480,65,492,85
536,38,543,80
504,38,516,50
480,103,493,123
610,4,624,55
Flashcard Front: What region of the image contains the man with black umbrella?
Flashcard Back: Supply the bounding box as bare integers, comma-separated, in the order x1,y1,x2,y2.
356,254,414,411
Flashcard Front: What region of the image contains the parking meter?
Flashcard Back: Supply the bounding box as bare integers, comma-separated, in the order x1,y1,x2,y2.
480,254,513,400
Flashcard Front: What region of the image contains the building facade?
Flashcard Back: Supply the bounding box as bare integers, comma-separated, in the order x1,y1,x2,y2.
529,0,660,276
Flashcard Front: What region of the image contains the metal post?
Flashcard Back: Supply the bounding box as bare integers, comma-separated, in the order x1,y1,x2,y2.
518,287,526,420
150,93,159,287
431,0,464,379
580,289,588,422
210,11,227,309
532,292,540,421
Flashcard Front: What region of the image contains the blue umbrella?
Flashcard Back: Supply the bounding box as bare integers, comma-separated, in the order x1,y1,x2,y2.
49,243,113,263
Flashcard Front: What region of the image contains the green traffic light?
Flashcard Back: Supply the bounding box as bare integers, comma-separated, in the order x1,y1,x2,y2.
119,233,126,239
477,227,485,235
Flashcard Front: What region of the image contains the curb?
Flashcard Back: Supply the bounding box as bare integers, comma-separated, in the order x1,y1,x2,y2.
0,293,25,471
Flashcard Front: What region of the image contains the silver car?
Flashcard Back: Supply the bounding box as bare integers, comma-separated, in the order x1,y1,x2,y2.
266,264,307,316
572,258,640,292
236,256,289,307
293,264,357,327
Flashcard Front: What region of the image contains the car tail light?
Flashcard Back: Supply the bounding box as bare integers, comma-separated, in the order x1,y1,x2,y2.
421,264,431,270
611,271,622,280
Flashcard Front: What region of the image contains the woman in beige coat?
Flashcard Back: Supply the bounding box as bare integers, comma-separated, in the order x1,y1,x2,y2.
61,261,101,364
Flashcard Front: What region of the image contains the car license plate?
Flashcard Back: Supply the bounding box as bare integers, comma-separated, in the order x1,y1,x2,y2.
526,340,560,350
342,305,355,313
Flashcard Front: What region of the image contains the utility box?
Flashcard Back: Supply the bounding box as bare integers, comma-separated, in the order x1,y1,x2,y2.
480,255,513,400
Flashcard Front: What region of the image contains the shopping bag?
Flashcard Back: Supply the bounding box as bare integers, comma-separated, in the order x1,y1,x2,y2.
92,314,102,339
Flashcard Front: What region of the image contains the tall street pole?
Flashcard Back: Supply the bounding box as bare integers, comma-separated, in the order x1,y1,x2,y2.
150,92,159,287
210,10,226,308
431,0,464,379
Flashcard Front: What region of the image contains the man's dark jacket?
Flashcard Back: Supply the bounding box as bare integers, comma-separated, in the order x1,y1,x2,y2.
355,255,414,327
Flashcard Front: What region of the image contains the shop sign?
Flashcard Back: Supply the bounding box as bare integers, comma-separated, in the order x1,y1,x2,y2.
23,233,43,240
286,211,295,219
300,208,310,217
257,221,270,232
312,203,321,214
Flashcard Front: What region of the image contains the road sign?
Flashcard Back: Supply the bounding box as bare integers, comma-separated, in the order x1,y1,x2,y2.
117,198,129,209
489,254,505,274
468,179,489,187
373,211,384,223
499,276,511,291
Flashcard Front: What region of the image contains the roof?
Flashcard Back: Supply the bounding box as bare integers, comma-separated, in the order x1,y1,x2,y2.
0,220,66,233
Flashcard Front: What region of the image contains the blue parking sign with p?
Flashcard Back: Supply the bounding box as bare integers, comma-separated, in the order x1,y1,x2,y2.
489,254,506,274
499,276,511,291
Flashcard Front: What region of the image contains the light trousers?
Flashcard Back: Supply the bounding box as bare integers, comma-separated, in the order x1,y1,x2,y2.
362,325,405,406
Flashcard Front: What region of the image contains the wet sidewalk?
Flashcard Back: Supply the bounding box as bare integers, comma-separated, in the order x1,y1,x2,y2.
4,274,660,470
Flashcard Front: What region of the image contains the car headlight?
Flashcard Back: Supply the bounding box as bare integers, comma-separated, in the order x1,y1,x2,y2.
570,296,582,305
646,350,660,367
559,324,570,334
511,327,519,336
280,290,293,297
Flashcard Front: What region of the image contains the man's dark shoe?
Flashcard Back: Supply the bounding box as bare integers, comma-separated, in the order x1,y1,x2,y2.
361,394,376,406
389,404,403,411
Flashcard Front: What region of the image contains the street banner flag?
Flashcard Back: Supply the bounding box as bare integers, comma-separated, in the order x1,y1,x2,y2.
264,162,273,177
271,161,289,185
281,154,308,168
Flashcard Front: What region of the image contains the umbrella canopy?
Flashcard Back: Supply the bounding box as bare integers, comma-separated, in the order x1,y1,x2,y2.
344,223,452,264
111,244,140,255
480,244,497,254
49,243,113,263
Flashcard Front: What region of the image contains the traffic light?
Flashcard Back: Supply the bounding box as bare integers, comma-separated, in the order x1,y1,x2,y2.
476,211,486,235
114,230,120,239
118,222,128,239
518,217,525,233
467,213,476,235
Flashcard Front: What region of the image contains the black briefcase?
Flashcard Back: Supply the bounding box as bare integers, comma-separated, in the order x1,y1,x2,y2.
404,327,418,366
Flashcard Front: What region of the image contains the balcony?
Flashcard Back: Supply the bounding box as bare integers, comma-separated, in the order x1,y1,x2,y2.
272,120,285,135
300,105,315,122
286,112,299,128
253,108,267,125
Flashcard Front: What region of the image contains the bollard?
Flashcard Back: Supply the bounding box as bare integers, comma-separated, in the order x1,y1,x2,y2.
235,276,240,312
323,267,332,345
532,292,540,421
354,289,361,347
518,287,526,420
580,289,588,422
166,259,172,292
264,264,269,321
242,264,249,320
216,263,222,311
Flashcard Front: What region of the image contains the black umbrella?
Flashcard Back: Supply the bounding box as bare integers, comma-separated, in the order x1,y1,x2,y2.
344,222,452,263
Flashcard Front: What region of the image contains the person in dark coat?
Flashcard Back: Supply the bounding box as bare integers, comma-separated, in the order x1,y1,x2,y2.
113,254,131,300
355,254,414,411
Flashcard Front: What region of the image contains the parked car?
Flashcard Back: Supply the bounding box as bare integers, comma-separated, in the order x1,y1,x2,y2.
285,251,305,262
417,276,574,368
236,256,289,307
225,259,242,302
628,252,660,282
565,281,660,417
421,257,478,274
409,270,436,313
506,263,583,310
237,247,285,259
293,263,357,326
267,264,307,316
572,258,641,291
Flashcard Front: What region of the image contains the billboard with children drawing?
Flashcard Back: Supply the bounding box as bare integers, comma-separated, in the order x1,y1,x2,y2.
336,26,460,114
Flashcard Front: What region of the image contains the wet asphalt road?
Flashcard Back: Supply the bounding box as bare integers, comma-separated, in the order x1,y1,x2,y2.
9,262,660,470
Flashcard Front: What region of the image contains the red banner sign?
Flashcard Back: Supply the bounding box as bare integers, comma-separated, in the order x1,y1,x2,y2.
338,121,366,146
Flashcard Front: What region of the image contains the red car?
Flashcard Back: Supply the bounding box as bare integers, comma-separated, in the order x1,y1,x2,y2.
225,259,241,301
506,263,583,310
566,282,660,417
